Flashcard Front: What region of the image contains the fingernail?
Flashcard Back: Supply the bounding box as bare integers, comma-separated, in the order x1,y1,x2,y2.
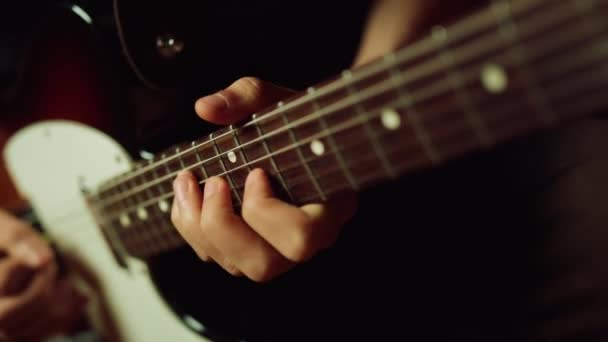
14,242,43,267
204,178,218,199
173,173,189,204
197,93,228,112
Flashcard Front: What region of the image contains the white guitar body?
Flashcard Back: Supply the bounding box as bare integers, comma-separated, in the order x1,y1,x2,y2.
3,120,208,342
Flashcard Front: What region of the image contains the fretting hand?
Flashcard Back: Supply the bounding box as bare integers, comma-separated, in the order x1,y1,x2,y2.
171,78,358,282
169,0,464,282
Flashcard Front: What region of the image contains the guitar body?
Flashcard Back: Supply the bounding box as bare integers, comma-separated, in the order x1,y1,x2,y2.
0,4,212,342
4,121,209,342
0,3,130,210
3,0,607,341
5,121,343,342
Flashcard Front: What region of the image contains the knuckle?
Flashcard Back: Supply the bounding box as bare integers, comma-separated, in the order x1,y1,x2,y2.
240,77,264,99
192,248,210,262
222,259,241,277
241,198,263,224
285,220,315,262
249,266,273,283
244,258,276,283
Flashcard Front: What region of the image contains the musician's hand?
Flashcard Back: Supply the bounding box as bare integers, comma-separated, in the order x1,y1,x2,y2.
0,209,55,339
171,77,358,282
172,0,476,282
0,209,86,340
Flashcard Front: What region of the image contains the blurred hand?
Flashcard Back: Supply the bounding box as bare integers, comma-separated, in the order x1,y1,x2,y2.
171,77,358,282
0,209,86,341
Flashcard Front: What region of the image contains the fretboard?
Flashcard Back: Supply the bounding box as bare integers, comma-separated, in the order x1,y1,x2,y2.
90,0,608,260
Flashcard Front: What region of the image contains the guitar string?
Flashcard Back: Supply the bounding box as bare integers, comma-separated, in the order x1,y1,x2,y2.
95,0,560,193
42,44,608,254
47,57,608,254
99,46,608,225
42,7,608,232
137,37,608,212
93,1,606,211
94,0,576,206
48,83,608,258
44,22,608,243
95,0,596,207
40,6,604,235
38,2,603,226
42,0,604,224
233,65,608,199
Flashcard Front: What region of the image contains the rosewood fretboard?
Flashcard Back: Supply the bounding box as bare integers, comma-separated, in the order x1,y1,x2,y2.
90,0,608,260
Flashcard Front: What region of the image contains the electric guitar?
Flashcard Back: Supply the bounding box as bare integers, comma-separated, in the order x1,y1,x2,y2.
3,0,608,340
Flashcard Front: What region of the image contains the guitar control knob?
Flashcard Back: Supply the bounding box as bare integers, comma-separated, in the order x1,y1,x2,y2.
156,34,184,60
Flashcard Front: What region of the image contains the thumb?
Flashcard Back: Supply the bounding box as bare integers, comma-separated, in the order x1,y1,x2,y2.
194,77,296,125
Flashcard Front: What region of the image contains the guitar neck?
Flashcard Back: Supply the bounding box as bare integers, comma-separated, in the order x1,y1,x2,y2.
91,0,608,259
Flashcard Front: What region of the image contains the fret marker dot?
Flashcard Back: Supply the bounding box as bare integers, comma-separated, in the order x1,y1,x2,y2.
482,63,508,94
137,207,149,220
310,140,325,156
119,214,131,228
227,151,238,163
342,70,353,79
158,200,170,213
381,108,401,130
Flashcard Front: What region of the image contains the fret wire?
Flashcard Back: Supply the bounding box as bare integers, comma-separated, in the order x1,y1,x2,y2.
431,26,493,147
144,160,179,249
53,8,604,256
160,153,180,244
258,135,422,194
210,133,243,205
105,86,454,220
297,152,420,205
96,4,602,211
94,193,130,263
342,71,396,178
308,87,359,191
191,142,210,179
160,153,179,212
280,108,327,201
282,86,608,205
252,113,295,202
145,74,585,227
125,176,160,256
95,0,573,208
491,0,557,125
100,55,608,224
115,182,144,256
175,147,186,169
96,0,555,193
162,148,190,247
384,53,442,164
101,51,577,221
231,126,252,172
139,166,167,251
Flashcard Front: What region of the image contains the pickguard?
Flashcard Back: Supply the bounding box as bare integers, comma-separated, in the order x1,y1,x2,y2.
3,120,209,342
